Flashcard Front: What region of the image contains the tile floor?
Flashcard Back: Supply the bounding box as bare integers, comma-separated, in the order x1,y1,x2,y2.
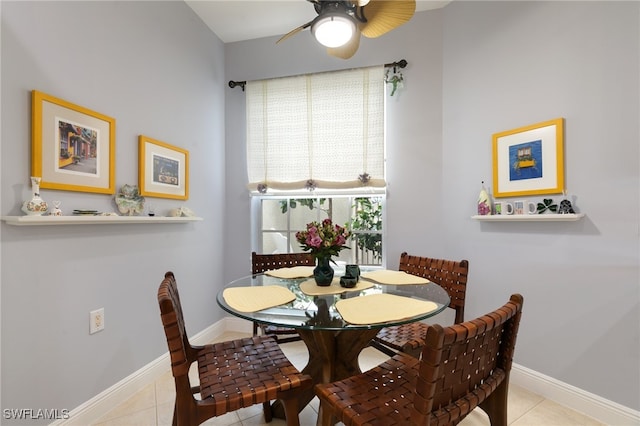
93,332,604,426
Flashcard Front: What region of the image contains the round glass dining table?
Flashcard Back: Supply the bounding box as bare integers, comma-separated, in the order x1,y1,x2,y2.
217,269,451,420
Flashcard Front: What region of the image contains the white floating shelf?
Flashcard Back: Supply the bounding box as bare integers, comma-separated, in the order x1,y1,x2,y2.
1,215,203,226
471,213,584,222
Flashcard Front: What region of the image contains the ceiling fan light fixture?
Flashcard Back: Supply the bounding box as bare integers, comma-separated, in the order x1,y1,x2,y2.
311,13,356,48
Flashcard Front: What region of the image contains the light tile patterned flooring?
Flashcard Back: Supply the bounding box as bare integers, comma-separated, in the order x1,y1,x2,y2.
93,332,604,426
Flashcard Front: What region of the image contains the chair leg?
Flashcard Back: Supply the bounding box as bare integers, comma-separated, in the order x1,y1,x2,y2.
263,401,273,422
479,379,509,426
318,401,336,426
280,397,301,426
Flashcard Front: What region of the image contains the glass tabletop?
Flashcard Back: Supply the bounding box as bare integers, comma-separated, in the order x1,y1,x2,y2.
217,269,451,331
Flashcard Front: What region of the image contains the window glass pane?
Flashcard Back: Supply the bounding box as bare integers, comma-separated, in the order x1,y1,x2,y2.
352,233,382,265
289,198,326,230
327,198,351,229
263,230,291,254
261,199,287,230
288,232,306,254
350,197,383,265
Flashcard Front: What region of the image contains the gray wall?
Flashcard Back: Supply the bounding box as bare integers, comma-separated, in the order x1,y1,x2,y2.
441,1,639,410
224,1,639,412
1,1,227,420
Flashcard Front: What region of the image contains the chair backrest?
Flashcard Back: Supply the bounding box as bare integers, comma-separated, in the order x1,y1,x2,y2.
252,252,314,275
413,294,524,424
157,271,195,378
399,252,469,323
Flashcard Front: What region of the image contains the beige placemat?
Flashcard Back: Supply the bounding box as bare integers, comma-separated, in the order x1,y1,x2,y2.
264,266,315,279
361,269,430,285
299,278,374,296
222,286,296,312
335,293,438,325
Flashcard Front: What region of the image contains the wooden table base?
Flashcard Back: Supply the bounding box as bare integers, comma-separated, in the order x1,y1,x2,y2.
271,328,381,421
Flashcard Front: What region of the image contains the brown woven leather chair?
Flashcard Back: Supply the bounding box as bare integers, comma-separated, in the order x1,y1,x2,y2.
158,271,312,426
370,252,469,357
251,252,314,343
315,294,524,426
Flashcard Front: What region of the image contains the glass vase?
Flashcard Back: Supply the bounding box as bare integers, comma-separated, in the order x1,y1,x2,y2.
313,255,334,286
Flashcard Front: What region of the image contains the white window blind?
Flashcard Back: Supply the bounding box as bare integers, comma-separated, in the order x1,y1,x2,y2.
246,66,385,193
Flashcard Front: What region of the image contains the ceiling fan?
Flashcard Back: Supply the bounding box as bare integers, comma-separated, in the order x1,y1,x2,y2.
277,0,416,59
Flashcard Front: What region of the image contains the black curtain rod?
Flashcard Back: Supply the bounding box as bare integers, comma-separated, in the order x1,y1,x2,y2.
228,59,408,91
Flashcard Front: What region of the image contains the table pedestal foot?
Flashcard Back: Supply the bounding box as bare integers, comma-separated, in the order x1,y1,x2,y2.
270,328,380,423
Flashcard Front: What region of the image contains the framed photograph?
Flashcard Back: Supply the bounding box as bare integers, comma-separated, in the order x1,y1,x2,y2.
32,90,115,194
492,118,564,198
138,135,189,200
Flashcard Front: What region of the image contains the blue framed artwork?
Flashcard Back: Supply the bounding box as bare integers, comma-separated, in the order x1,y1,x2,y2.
492,118,564,198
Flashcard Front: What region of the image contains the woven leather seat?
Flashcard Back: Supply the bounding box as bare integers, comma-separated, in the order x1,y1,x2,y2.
315,294,524,426
158,271,312,426
251,252,315,343
371,252,469,357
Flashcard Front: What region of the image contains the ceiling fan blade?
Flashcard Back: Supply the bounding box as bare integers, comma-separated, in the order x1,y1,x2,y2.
327,30,361,59
276,21,313,44
360,0,416,39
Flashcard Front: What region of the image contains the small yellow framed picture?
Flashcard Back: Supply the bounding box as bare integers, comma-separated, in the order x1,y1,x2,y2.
492,118,564,198
138,135,189,200
32,90,116,194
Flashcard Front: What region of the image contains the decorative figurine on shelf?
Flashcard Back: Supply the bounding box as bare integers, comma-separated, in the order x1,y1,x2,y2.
50,201,63,216
536,198,558,214
22,176,48,216
558,191,576,214
115,184,145,216
477,181,492,215
169,206,196,217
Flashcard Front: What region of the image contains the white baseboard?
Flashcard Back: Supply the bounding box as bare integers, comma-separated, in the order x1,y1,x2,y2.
51,318,639,426
511,364,640,426
223,316,254,334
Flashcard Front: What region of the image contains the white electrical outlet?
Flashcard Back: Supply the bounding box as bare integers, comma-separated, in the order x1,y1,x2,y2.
90,308,105,334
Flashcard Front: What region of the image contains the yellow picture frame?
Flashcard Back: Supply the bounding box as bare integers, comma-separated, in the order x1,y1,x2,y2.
492,118,564,198
32,90,116,194
138,135,189,200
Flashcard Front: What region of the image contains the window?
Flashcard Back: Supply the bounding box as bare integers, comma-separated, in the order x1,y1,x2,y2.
246,66,387,266
256,195,383,266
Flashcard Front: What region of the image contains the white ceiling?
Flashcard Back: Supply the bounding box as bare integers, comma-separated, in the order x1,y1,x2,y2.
185,0,451,43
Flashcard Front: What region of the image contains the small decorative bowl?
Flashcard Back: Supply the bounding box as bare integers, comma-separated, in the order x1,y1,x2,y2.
340,276,358,288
